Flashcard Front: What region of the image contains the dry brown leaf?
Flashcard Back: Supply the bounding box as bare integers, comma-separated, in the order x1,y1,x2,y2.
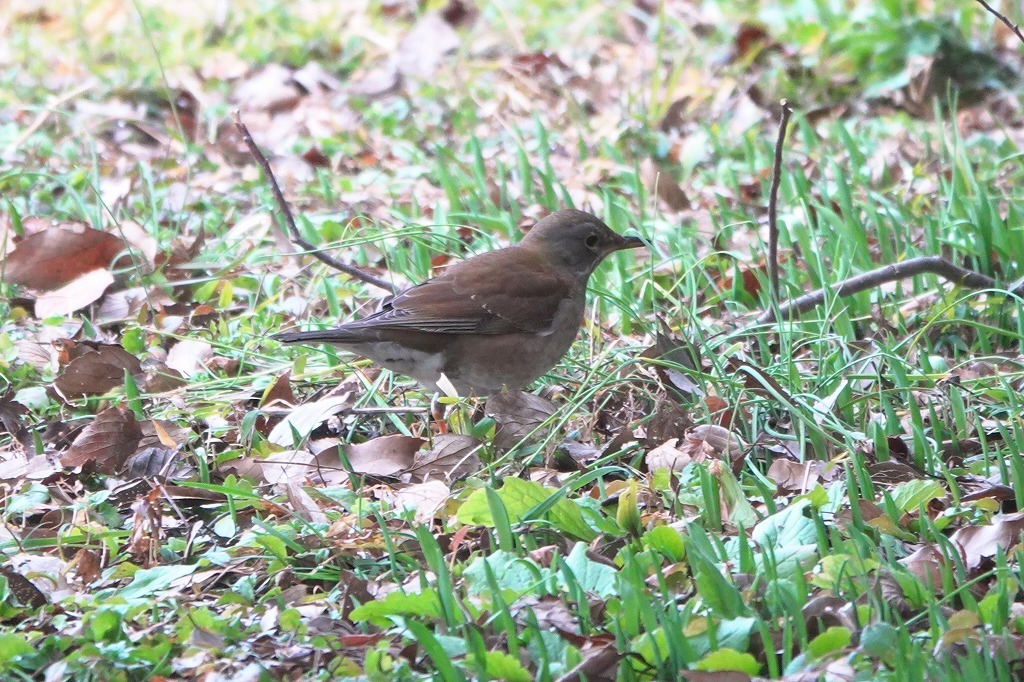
115,220,158,266
485,390,556,451
343,434,423,477
261,370,296,408
233,63,301,113
138,364,187,394
1,223,123,290
950,511,1024,571
122,447,181,480
409,434,483,482
397,11,460,79
94,286,151,324
52,344,142,399
645,438,691,472
33,268,114,318
644,401,693,446
0,454,62,483
165,339,213,377
393,480,450,523
682,424,745,465
900,543,948,589
286,481,328,524
260,450,315,486
767,459,826,493
640,157,690,211
268,395,353,446
217,456,267,484
0,387,30,450
3,554,66,605
62,406,143,474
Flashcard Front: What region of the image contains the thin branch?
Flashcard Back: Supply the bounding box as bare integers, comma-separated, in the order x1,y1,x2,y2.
754,256,1024,325
232,112,398,294
767,100,792,306
974,0,1024,46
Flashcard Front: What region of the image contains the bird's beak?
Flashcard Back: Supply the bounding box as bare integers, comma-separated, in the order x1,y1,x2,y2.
612,234,646,252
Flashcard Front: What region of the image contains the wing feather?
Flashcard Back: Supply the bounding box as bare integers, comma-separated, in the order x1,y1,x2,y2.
343,247,577,336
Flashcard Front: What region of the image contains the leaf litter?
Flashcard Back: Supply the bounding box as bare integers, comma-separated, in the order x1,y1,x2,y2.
1,1,1024,679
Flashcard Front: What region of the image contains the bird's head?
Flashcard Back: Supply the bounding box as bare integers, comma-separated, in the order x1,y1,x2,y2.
522,209,645,278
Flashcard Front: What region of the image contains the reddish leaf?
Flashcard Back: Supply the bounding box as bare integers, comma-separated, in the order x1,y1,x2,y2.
732,23,772,61
1,223,123,290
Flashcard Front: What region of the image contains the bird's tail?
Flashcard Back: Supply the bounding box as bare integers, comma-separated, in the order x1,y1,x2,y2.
272,329,359,344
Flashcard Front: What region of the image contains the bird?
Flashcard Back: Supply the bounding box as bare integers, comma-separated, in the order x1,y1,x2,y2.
273,209,644,395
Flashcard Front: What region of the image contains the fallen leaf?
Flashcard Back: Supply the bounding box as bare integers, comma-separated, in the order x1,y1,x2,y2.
33,268,114,318
62,406,144,474
115,220,158,266
486,390,556,451
286,481,328,524
682,425,745,465
397,11,460,79
1,223,123,290
646,438,691,472
343,434,423,477
165,339,213,377
234,63,301,113
260,450,315,486
52,344,142,399
393,480,450,523
641,157,690,210
767,459,826,493
268,395,353,446
409,434,483,482
122,447,183,480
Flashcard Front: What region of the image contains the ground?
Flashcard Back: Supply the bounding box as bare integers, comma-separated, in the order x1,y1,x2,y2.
1,0,1024,680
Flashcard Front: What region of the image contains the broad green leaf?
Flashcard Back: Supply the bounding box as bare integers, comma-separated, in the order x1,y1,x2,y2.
456,478,596,541
463,551,541,596
0,633,34,665
807,626,853,658
563,543,617,598
890,479,945,513
643,526,686,562
349,590,441,627
118,564,197,600
472,650,531,682
695,647,760,675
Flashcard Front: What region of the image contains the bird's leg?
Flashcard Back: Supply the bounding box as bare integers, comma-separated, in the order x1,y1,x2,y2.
429,393,449,434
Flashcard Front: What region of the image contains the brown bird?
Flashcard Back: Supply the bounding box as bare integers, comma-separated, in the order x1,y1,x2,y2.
273,209,644,395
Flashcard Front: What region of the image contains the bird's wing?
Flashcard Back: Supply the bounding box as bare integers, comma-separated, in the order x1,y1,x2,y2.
347,248,578,335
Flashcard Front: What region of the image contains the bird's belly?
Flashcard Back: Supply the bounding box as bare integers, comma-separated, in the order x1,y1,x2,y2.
345,341,447,391
445,302,584,394
340,299,585,395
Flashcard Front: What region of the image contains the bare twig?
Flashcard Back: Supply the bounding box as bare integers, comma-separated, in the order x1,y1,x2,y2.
232,113,398,294
974,0,1024,46
754,256,1024,325
767,100,792,306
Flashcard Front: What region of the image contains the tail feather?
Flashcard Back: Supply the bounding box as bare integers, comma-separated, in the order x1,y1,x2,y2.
273,329,359,344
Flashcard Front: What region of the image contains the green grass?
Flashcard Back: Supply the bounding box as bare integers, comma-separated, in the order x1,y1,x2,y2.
1,0,1024,679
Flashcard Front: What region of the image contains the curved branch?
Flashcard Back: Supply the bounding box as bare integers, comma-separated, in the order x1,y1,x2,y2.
233,113,398,295
754,256,1023,325
767,100,792,304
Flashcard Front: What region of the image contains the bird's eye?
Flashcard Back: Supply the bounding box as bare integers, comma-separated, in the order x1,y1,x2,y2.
585,234,600,249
